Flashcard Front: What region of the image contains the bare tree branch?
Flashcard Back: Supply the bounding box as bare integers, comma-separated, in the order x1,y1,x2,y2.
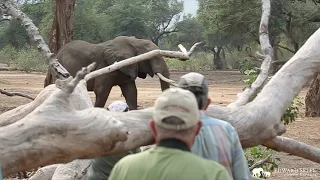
249,154,272,171
264,136,320,163
276,44,296,53
228,0,273,108
0,89,35,100
84,42,201,82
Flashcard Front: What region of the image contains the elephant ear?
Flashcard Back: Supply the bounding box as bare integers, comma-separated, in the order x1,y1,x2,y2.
132,39,161,79
102,36,138,80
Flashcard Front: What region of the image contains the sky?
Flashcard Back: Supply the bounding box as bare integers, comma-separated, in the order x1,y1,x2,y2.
182,0,199,16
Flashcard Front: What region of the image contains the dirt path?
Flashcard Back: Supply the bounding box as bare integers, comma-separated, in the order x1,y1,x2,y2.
1,70,320,179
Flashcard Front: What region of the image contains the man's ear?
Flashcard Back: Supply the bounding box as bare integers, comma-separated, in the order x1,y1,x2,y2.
204,98,211,110
150,120,157,137
195,120,203,136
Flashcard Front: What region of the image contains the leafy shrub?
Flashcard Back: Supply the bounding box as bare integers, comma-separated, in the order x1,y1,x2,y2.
0,45,48,72
282,95,304,125
245,146,279,179
165,52,213,71
0,45,18,65
238,59,260,74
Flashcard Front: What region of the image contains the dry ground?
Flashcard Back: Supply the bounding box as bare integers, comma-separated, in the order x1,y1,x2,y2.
1,70,320,180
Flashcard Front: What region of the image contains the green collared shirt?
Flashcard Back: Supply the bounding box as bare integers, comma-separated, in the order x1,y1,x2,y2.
109,145,230,180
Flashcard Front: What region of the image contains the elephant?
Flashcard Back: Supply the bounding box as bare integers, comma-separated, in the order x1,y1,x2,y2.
44,36,180,110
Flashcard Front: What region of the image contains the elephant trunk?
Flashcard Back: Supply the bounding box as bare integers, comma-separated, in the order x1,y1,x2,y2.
149,57,175,91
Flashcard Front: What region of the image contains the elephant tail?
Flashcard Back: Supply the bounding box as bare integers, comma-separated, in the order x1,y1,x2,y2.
43,67,52,88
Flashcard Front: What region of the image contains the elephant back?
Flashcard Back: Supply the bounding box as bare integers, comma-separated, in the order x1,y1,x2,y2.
55,40,104,76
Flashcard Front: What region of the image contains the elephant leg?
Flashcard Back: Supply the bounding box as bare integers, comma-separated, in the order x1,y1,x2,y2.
93,76,114,108
119,81,138,110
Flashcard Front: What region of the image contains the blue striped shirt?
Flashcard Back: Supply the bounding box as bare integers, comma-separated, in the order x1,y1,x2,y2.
191,115,252,180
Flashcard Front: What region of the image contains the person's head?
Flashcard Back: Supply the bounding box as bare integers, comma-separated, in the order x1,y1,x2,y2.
107,101,129,112
177,72,211,110
150,88,203,149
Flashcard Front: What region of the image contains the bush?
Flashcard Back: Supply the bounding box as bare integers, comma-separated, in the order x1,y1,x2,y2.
0,45,48,72
238,59,260,74
165,52,213,71
245,146,279,179
0,45,18,65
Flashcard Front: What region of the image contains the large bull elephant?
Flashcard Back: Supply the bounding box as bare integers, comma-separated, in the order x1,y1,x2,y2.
44,36,179,110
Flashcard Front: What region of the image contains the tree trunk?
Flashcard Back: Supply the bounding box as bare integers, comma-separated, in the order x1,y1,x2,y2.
221,47,228,69
212,46,224,70
305,73,320,117
48,0,75,54
271,38,280,74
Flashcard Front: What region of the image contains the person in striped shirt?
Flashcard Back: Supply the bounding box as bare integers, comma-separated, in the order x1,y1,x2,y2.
178,72,252,180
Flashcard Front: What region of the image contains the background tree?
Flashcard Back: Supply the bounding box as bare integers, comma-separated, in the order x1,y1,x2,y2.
102,0,183,45
161,15,205,51
48,0,76,54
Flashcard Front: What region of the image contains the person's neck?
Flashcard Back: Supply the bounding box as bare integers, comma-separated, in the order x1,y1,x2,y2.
158,138,190,152
199,109,205,116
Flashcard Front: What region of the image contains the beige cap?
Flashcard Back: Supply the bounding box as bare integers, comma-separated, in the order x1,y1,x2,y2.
153,87,200,130
178,72,206,87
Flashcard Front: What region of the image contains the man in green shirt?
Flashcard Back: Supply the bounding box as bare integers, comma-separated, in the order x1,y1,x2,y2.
109,88,231,180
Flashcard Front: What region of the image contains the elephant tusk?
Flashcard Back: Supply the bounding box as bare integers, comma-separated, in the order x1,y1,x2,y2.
156,73,178,87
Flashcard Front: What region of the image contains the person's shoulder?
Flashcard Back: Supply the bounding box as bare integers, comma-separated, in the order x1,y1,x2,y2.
190,153,229,171
201,115,236,130
115,150,149,166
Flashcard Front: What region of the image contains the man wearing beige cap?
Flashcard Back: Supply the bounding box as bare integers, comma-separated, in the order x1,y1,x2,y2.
178,72,251,180
108,88,230,180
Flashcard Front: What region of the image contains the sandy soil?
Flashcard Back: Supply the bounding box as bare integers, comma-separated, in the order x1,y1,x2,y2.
1,70,320,179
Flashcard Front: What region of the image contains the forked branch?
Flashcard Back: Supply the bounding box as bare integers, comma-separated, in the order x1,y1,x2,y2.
264,136,320,163
228,0,273,108
56,62,97,94
249,154,273,171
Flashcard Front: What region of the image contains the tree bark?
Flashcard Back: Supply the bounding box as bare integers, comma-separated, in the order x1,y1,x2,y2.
48,0,75,54
271,37,280,74
305,74,320,117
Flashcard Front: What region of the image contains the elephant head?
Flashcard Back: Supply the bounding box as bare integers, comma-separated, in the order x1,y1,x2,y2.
101,36,177,91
